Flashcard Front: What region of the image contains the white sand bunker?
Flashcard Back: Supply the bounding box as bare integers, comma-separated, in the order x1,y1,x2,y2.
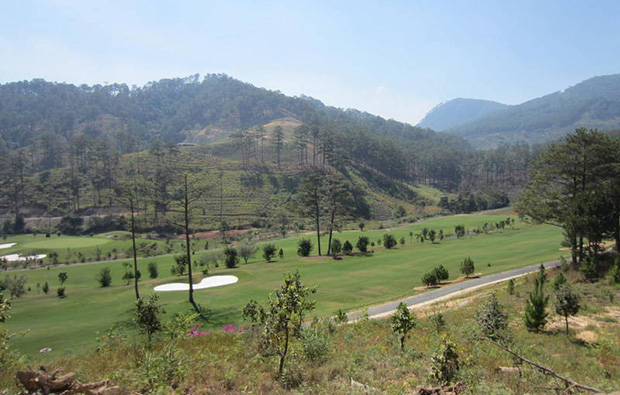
154,275,238,292
1,253,47,262
0,243,16,249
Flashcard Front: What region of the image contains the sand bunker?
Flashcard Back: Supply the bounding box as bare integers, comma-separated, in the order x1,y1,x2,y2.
1,253,47,262
0,243,16,249
154,275,238,292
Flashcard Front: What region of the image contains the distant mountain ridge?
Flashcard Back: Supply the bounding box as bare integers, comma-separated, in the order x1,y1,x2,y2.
447,74,620,147
417,98,509,131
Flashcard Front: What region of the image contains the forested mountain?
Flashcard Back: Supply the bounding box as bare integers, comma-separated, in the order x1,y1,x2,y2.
0,74,542,233
417,98,509,131
449,74,620,147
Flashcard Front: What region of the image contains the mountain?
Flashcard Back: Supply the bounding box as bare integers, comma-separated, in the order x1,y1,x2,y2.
417,98,509,131
449,74,620,147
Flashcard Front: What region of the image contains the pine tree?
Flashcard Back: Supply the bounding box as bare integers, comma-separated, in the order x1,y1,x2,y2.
524,276,548,332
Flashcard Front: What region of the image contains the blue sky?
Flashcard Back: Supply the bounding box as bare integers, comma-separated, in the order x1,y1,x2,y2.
1,0,619,124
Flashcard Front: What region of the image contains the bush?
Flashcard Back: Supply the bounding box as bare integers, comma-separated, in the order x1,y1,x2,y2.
422,272,438,288
57,287,66,298
342,240,353,255
173,255,188,276
356,236,370,252
0,275,27,299
383,234,397,249
460,257,475,277
579,255,599,282
223,247,238,268
330,239,342,255
608,259,620,284
335,309,348,324
262,244,277,262
432,265,449,281
399,237,405,246
299,326,330,364
238,243,258,264
390,302,416,350
148,262,158,279
42,281,49,295
476,294,508,340
552,272,567,291
430,336,460,384
524,276,548,332
297,239,314,257
507,279,515,295
136,294,164,341
97,267,112,287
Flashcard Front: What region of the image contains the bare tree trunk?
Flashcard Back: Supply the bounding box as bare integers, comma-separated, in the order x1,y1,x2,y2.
184,175,199,313
130,199,140,300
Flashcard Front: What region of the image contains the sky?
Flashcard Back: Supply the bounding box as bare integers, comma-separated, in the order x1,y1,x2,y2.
1,0,619,124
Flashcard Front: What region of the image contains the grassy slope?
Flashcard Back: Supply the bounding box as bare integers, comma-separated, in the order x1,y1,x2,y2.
3,213,565,358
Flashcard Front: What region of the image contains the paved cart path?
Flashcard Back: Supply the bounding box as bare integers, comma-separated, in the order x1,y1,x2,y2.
347,260,561,321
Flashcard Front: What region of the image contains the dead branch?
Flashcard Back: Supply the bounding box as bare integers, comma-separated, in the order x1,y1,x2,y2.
16,366,118,395
484,338,604,393
417,381,465,395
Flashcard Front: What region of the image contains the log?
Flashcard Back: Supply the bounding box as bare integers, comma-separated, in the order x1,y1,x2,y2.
16,367,117,395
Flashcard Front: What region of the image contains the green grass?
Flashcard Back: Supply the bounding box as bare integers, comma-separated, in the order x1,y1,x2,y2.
3,213,565,358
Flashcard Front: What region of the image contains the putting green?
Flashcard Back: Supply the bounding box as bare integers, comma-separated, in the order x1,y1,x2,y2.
24,237,112,249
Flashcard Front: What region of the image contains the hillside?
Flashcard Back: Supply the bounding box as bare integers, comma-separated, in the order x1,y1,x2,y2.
449,74,620,147
417,98,509,131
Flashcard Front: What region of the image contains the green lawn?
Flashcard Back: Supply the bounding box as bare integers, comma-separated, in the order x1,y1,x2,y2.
3,213,565,358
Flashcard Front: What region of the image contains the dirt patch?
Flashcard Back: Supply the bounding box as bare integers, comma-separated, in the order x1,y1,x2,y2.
576,330,599,344
415,293,486,317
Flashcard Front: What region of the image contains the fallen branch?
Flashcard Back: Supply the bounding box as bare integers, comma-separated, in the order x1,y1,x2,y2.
417,381,465,395
16,366,118,395
483,338,604,393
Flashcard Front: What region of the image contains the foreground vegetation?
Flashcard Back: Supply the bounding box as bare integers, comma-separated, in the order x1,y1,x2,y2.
2,252,618,394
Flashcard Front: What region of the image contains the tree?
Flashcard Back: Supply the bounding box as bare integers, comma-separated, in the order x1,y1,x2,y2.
476,294,508,341
325,176,355,255
356,236,369,252
422,272,438,288
383,234,397,249
278,248,284,260
358,222,365,232
518,129,616,266
97,267,112,287
524,275,548,332
330,239,342,255
57,272,68,298
170,172,207,313
552,272,567,291
390,302,416,351
0,275,27,299
243,271,316,378
262,244,277,262
297,239,314,257
272,126,284,168
135,294,164,342
554,285,580,335
454,225,466,238
297,173,325,255
223,247,238,268
342,240,353,255
239,243,258,264
173,255,187,276
116,181,141,300
507,279,515,295
460,257,474,277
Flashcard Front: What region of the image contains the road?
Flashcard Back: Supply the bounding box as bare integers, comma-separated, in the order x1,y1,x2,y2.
347,259,562,321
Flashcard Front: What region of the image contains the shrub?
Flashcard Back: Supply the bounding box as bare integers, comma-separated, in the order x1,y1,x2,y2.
262,244,277,262
422,272,438,288
579,255,599,282
524,276,548,332
399,237,405,246
335,309,348,324
56,287,66,298
223,247,238,268
476,294,508,340
432,265,449,281
0,275,27,299
42,281,49,295
554,285,580,335
278,248,284,260
429,312,445,332
148,262,159,279
383,234,397,249
430,336,460,384
238,243,258,264
136,294,164,341
356,236,369,252
460,257,475,277
299,326,330,364
507,279,515,295
552,272,567,291
330,239,342,255
454,225,465,238
608,259,620,284
342,240,353,255
297,239,314,257
97,267,112,287
390,302,416,350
